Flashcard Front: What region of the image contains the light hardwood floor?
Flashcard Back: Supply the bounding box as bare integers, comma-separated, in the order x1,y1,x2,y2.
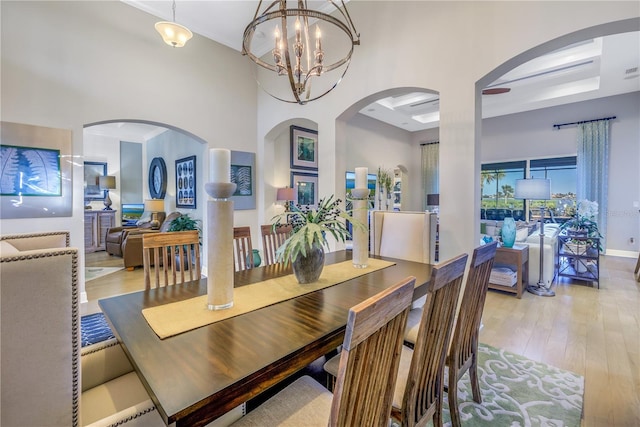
84,251,640,426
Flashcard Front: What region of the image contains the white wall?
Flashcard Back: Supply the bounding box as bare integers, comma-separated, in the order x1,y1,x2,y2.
83,134,122,213
344,114,422,211
482,92,640,254
254,2,639,261
1,1,257,301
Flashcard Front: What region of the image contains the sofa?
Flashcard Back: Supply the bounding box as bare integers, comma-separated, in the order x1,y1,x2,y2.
481,219,560,288
107,212,181,270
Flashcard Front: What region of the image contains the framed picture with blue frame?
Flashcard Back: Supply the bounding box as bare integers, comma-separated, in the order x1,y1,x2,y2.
175,155,196,209
291,171,318,209
290,125,318,171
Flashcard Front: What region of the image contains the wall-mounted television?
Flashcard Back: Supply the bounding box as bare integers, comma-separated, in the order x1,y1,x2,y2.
121,203,144,226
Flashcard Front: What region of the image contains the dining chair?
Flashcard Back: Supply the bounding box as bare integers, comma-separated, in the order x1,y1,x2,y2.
635,252,640,282
142,230,201,290
233,226,254,271
323,253,468,427
230,276,416,427
444,242,497,427
260,224,292,266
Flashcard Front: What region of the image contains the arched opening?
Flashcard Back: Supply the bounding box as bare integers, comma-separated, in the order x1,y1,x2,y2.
336,87,440,213
82,119,208,303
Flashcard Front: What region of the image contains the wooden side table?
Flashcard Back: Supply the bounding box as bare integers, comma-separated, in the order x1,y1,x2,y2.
488,244,529,298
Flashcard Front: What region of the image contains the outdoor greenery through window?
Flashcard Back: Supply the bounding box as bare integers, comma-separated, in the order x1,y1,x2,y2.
481,161,526,219
481,157,577,222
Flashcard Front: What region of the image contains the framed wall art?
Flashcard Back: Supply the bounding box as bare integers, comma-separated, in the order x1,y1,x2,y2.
0,121,72,218
291,171,318,209
290,125,318,170
84,161,107,201
176,155,196,209
230,150,256,210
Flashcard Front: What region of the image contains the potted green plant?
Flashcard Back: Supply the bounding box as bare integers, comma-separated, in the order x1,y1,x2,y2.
272,195,361,284
167,214,202,270
560,199,603,251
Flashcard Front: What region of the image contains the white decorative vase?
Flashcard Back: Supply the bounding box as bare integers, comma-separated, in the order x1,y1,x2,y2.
351,188,369,268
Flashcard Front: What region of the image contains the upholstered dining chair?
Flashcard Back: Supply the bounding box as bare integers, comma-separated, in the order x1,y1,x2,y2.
260,224,293,266
233,226,254,271
230,276,416,427
324,254,468,427
142,230,201,290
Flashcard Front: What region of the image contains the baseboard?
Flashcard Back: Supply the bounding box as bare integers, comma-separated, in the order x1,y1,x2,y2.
605,249,639,259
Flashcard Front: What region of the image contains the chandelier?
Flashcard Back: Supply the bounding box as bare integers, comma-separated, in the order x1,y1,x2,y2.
242,0,360,105
155,0,193,48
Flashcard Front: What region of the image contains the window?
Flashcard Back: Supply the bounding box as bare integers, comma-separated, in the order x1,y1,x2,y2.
481,161,526,220
530,156,577,221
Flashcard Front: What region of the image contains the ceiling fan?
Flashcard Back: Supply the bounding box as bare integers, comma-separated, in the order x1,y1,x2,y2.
482,87,511,95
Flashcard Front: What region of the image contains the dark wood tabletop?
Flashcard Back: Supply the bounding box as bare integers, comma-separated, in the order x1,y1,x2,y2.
99,251,433,427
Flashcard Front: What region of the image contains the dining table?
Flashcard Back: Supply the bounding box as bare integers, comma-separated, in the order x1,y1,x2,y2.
98,250,433,427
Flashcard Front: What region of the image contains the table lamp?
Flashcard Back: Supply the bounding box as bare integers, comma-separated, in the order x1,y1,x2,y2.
515,178,554,297
276,187,295,211
98,176,116,211
144,199,165,229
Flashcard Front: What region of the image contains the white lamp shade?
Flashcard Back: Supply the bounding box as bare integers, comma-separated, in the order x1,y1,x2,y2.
155,21,193,47
144,199,165,213
98,175,116,190
515,178,550,200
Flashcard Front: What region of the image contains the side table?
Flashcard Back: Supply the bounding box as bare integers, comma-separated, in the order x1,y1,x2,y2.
488,244,529,298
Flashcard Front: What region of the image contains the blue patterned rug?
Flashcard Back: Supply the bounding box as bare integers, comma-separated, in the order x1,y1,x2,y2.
81,313,115,347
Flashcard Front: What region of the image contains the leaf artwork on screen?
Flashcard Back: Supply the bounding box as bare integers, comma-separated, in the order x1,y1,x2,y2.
231,165,252,196
0,145,61,196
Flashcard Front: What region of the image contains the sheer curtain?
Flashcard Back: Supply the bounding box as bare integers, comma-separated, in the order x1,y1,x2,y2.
421,142,439,211
577,120,609,251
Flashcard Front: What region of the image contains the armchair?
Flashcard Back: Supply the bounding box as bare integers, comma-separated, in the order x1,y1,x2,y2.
105,212,167,257
120,212,182,270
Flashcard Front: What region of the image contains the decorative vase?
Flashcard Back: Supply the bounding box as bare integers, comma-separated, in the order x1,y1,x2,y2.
501,216,516,248
291,242,325,284
246,249,261,268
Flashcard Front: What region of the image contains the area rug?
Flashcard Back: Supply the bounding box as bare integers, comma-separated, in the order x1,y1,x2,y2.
421,343,584,427
85,266,123,282
80,313,115,347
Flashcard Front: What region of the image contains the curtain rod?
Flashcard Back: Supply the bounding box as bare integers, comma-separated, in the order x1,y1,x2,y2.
420,141,440,146
553,116,616,130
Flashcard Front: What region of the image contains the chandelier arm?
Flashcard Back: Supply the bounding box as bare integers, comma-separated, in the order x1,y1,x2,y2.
278,10,303,104
329,0,360,44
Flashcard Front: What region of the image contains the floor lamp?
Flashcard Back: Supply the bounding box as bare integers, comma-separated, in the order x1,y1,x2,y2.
515,178,555,297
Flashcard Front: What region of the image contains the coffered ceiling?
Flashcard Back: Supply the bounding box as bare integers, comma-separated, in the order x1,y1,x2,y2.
88,2,639,138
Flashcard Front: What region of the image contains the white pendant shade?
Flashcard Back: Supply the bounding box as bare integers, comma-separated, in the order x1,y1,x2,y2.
155,21,192,48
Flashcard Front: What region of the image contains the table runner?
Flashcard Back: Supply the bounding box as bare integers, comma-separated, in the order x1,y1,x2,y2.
142,258,395,339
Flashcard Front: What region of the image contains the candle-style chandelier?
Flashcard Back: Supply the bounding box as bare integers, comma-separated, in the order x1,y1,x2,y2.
242,0,360,105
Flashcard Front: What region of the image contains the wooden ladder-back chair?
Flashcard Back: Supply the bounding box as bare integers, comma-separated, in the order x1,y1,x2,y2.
446,241,497,427
142,231,201,290
392,253,468,427
233,226,254,271
323,254,468,427
260,224,292,266
230,276,416,427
